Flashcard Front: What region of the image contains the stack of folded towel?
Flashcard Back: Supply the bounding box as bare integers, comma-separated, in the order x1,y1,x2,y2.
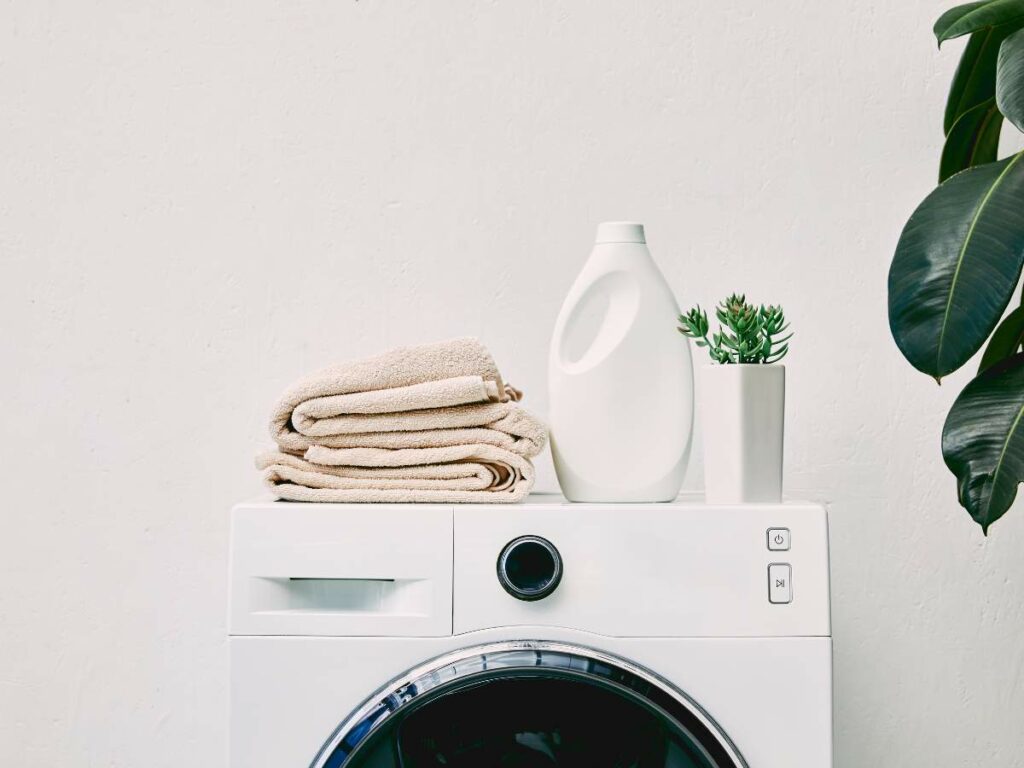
257,338,548,503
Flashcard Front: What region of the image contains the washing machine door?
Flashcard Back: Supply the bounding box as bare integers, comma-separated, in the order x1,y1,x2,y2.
310,641,746,768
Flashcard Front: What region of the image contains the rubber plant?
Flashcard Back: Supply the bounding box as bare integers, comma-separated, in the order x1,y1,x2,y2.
888,0,1024,534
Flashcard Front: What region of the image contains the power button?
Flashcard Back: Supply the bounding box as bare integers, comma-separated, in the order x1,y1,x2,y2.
767,528,790,551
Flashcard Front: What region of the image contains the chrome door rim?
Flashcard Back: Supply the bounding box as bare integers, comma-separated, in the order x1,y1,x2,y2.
309,639,748,768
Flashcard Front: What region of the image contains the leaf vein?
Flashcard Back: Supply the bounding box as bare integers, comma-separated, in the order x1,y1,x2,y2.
936,152,1024,371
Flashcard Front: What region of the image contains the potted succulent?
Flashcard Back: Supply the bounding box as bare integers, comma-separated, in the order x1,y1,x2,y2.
678,295,791,503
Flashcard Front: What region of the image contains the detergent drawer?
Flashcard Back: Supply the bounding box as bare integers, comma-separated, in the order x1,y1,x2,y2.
229,502,453,637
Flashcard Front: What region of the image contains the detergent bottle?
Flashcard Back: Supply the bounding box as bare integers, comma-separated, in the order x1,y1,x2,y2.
549,222,693,501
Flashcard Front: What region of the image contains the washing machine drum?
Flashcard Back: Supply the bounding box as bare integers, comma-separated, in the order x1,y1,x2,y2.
312,642,745,768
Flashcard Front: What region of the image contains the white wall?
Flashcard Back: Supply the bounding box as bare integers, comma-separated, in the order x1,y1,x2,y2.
3,1,1023,765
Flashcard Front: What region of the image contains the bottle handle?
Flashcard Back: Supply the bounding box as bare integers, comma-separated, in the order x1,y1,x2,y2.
552,270,640,374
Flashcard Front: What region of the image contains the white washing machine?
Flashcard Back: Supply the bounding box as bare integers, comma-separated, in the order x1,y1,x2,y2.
229,495,832,768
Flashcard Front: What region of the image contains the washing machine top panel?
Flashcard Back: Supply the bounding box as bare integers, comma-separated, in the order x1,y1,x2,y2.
229,494,830,638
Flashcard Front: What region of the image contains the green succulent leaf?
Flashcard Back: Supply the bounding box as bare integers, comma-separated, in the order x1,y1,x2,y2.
942,352,1024,533
679,295,789,364
945,24,1018,132
997,26,1024,131
940,97,1003,181
935,0,1024,45
979,305,1024,371
888,152,1024,378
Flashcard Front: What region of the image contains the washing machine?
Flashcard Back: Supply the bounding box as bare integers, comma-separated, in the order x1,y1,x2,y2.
229,495,832,767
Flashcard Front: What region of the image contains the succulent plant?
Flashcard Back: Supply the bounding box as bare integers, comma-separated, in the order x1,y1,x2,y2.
677,294,791,364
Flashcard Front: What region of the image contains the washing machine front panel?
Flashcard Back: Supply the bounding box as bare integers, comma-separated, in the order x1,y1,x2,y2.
229,631,832,768
312,641,745,768
455,502,830,637
229,500,829,640
228,501,832,768
229,504,453,637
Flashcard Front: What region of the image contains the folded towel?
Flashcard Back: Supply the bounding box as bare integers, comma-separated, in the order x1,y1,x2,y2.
271,337,511,441
260,338,547,503
274,401,546,456
257,443,535,502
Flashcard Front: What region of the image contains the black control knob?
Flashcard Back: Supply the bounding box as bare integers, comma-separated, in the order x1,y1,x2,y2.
497,535,563,601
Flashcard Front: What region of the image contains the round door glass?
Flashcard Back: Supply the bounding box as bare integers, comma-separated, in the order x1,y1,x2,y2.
312,643,744,768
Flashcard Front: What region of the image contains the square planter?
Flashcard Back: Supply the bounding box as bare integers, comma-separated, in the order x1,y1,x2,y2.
700,364,785,504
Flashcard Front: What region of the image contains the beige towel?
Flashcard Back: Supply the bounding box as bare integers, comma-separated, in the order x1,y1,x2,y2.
257,444,535,502
261,338,547,503
274,401,546,456
271,338,513,442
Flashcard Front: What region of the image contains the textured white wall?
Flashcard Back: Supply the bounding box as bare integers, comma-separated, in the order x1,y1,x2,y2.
3,1,1023,765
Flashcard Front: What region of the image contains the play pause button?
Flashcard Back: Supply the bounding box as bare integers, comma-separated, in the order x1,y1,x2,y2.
768,563,792,604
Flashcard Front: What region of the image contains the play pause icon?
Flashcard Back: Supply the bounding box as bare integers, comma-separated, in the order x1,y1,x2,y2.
768,564,792,604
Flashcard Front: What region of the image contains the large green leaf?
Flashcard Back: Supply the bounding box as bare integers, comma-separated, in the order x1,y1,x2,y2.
936,0,1024,45
937,1,995,43
997,26,1024,130
980,305,1024,370
944,25,1018,133
889,152,1024,378
940,97,1004,181
942,352,1024,533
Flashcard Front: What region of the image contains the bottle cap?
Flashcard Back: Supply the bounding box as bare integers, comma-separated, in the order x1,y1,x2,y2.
595,221,646,244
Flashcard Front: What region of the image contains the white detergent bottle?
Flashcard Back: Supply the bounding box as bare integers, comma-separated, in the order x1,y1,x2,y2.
549,222,693,502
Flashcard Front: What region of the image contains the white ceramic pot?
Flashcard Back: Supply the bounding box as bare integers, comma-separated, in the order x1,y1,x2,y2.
700,364,785,504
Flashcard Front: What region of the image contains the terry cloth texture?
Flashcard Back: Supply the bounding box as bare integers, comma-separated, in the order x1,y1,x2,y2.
260,338,547,503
